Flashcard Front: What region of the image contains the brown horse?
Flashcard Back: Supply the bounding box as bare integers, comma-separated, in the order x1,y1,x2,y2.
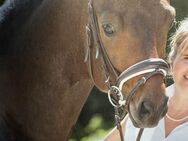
0,0,175,140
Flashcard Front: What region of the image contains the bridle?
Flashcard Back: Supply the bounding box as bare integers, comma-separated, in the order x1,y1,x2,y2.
85,0,169,140
85,0,169,141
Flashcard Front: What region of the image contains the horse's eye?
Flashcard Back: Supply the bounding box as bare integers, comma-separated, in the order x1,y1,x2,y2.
102,23,115,36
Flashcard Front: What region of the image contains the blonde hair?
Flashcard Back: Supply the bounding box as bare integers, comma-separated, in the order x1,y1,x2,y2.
168,17,188,64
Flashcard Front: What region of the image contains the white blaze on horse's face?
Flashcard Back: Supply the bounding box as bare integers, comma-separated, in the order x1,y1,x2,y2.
94,0,175,127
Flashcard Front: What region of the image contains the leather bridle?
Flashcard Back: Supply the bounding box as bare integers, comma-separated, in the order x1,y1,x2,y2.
85,0,169,141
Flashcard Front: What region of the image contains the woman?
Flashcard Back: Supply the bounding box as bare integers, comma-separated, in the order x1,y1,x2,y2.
103,17,188,141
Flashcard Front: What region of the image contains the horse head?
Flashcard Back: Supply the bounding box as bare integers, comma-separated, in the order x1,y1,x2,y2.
0,0,175,140
86,0,175,128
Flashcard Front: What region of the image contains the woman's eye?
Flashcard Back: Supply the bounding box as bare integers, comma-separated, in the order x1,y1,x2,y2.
102,23,115,36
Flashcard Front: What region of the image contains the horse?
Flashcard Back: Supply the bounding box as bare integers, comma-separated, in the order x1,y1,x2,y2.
0,0,175,140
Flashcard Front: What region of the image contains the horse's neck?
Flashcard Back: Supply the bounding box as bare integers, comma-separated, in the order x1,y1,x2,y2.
1,0,90,79
0,1,93,140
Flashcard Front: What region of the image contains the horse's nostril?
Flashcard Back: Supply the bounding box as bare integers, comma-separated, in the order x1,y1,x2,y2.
139,101,153,119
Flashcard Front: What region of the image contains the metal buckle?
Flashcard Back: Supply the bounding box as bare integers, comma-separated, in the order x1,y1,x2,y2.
108,86,126,107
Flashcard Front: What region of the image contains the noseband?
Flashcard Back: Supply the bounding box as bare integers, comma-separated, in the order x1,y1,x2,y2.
85,0,169,141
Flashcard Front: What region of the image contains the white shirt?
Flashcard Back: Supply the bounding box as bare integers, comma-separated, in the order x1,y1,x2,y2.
124,84,188,141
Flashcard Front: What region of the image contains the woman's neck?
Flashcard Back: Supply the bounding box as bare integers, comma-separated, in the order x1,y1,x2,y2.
174,84,188,100
168,89,188,114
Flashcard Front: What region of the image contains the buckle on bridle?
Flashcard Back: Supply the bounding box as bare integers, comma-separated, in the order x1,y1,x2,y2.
108,86,126,108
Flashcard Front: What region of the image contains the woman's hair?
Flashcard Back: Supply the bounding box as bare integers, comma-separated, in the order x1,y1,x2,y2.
168,17,188,64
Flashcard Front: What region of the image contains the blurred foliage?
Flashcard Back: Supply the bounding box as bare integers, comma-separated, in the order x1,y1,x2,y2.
0,0,5,6
71,1,188,141
70,114,112,141
166,0,188,55
70,88,114,141
171,0,188,21
167,0,188,55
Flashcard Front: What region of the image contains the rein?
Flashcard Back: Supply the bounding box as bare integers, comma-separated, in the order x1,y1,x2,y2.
85,0,169,141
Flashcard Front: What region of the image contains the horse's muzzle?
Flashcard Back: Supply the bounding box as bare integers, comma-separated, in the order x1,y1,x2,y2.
130,95,169,128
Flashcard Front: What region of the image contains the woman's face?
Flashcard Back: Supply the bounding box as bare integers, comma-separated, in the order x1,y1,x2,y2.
172,45,188,91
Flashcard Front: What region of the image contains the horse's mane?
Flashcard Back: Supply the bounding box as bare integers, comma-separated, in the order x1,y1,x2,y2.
0,0,43,55
0,0,43,24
